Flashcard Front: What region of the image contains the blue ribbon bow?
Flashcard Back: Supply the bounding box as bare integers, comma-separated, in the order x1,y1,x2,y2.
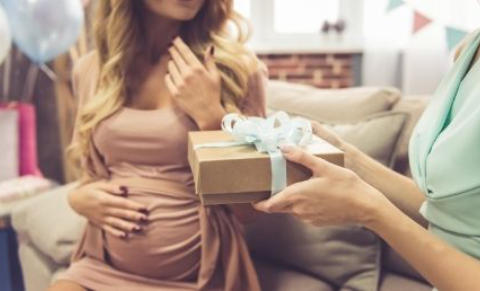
195,111,313,195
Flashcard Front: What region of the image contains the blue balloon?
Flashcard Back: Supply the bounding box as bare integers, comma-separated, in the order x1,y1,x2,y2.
2,0,84,63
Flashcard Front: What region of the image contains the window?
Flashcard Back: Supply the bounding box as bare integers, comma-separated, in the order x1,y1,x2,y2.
273,0,339,34
233,0,363,52
233,0,250,18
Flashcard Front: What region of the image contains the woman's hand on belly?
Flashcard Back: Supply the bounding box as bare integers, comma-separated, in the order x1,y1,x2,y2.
68,181,149,238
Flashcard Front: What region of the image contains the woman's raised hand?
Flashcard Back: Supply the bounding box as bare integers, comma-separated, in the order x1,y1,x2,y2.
165,37,225,130
68,181,149,238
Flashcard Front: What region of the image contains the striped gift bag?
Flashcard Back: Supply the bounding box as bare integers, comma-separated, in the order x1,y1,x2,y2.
0,109,18,181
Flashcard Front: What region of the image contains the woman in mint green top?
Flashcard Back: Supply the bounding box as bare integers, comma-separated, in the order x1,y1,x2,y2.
255,30,480,290
410,30,480,260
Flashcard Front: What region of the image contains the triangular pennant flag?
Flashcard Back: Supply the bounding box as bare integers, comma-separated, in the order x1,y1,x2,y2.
446,27,468,51
413,11,432,34
387,0,405,12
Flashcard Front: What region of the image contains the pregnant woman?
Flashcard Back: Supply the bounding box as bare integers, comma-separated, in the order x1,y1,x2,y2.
48,0,265,290
255,28,480,290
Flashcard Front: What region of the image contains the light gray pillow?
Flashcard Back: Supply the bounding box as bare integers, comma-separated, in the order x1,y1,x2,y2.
266,80,401,123
247,111,407,290
326,111,407,167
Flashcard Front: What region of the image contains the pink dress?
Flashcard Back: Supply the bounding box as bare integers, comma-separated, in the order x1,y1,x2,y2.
58,52,267,291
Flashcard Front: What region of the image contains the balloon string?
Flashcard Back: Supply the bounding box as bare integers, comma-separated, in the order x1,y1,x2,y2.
39,63,57,81
23,64,39,103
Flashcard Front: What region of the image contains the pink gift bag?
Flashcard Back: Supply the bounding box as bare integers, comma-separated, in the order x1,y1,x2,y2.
0,102,42,177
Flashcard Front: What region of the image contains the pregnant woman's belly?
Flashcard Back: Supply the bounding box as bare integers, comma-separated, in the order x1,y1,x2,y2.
105,177,201,281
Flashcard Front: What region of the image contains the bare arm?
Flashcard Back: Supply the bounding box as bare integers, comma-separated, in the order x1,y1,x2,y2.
369,199,480,291
347,145,427,225
312,123,427,225
68,53,148,238
255,146,480,291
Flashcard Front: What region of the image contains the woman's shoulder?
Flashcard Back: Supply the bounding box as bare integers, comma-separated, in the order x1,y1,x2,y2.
454,29,480,61
72,51,100,105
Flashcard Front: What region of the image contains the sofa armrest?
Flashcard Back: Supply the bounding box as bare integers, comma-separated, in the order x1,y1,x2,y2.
11,183,86,265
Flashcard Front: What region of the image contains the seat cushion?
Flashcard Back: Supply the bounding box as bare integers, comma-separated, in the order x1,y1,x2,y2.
253,257,334,291
380,272,432,291
383,244,428,283
266,80,401,123
17,241,58,291
246,214,381,291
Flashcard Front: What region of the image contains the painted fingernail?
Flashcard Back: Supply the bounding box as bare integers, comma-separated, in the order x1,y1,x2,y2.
140,216,148,222
280,144,294,153
120,233,128,239
140,208,149,214
119,186,128,196
132,226,142,232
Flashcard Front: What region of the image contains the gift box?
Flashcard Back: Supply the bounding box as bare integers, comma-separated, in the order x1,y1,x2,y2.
188,130,344,205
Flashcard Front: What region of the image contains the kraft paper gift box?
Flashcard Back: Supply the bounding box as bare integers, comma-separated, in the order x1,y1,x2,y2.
187,131,344,205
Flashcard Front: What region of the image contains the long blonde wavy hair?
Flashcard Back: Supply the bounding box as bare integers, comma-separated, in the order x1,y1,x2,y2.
69,0,260,176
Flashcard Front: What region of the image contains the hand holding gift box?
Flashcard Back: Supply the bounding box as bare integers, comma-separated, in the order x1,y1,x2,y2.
188,112,344,205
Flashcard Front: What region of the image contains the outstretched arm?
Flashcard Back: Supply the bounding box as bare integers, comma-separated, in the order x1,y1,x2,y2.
312,122,427,225
255,146,480,291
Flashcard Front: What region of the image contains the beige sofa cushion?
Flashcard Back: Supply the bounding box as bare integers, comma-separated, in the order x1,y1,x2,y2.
326,111,408,167
266,80,401,123
246,216,380,290
254,258,334,291
390,96,430,175
380,273,431,291
17,241,58,291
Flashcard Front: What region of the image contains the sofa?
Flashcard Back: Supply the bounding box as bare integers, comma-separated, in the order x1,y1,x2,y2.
11,81,433,291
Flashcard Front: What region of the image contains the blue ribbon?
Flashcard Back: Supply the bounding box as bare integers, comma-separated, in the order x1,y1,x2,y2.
194,112,313,196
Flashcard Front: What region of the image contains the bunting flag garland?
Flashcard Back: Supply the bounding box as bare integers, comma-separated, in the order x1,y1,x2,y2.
413,11,432,34
446,27,468,51
387,0,406,12
386,1,470,51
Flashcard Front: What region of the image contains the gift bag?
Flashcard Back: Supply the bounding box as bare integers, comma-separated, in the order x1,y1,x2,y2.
0,109,18,181
0,102,42,177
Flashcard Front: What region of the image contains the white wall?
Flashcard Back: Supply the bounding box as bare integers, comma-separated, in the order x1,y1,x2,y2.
362,0,480,95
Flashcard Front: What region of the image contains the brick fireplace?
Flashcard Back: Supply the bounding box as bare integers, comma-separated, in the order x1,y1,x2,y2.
258,52,362,89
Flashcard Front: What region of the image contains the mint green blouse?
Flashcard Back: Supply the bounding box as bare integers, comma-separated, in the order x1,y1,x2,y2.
409,30,480,259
